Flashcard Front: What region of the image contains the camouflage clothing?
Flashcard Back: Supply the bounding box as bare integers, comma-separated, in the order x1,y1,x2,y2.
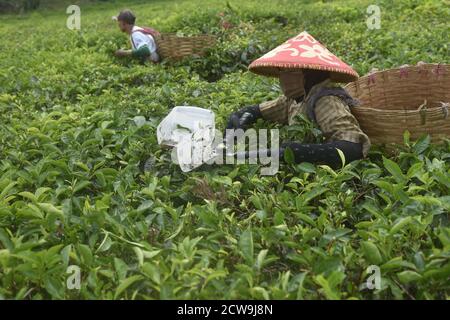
259,79,371,157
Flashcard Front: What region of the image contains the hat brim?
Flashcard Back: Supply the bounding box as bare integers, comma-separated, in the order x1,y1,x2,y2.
249,63,359,83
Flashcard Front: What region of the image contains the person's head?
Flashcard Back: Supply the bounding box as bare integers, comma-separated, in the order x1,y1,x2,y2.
116,9,136,34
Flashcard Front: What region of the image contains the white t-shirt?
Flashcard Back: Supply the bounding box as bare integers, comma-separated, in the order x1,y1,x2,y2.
130,26,159,62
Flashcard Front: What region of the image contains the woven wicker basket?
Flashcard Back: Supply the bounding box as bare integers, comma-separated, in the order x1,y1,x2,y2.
155,33,217,61
344,63,450,144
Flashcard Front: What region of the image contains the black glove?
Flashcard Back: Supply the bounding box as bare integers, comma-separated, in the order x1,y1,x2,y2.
225,105,262,131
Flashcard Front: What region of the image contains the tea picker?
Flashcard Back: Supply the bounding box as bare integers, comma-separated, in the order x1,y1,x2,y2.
159,31,371,172
225,31,371,169
113,10,161,63
232,58,450,157
113,9,216,64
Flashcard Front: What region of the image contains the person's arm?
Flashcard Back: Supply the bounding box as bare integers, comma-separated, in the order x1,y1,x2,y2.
277,95,367,168
279,140,363,168
131,44,151,59
314,95,371,158
259,95,290,124
115,45,152,61
115,49,132,57
233,140,363,169
225,95,292,132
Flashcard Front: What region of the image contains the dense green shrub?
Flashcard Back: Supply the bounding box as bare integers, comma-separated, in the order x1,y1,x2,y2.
0,0,40,13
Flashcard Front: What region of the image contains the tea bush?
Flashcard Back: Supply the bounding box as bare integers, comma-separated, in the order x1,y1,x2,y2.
0,0,448,299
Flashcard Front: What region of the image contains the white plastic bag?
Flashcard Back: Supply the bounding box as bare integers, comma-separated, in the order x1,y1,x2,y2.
157,106,216,172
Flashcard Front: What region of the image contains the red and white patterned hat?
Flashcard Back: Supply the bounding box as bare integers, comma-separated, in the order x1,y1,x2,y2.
248,31,359,83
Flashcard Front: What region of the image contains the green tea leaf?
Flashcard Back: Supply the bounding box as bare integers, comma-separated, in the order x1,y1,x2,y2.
383,157,406,183
239,228,254,265
397,270,422,284
361,241,383,264
114,275,144,299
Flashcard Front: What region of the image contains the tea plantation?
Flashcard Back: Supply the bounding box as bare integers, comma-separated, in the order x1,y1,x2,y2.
0,0,449,299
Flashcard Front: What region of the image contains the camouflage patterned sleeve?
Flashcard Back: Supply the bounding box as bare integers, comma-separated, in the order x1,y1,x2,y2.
314,95,371,157
259,95,291,125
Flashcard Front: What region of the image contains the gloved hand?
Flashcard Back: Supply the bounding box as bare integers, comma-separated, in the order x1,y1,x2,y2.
225,105,262,131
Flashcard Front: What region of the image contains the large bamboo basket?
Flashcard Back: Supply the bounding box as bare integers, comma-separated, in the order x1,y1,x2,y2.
155,33,217,61
344,63,450,144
